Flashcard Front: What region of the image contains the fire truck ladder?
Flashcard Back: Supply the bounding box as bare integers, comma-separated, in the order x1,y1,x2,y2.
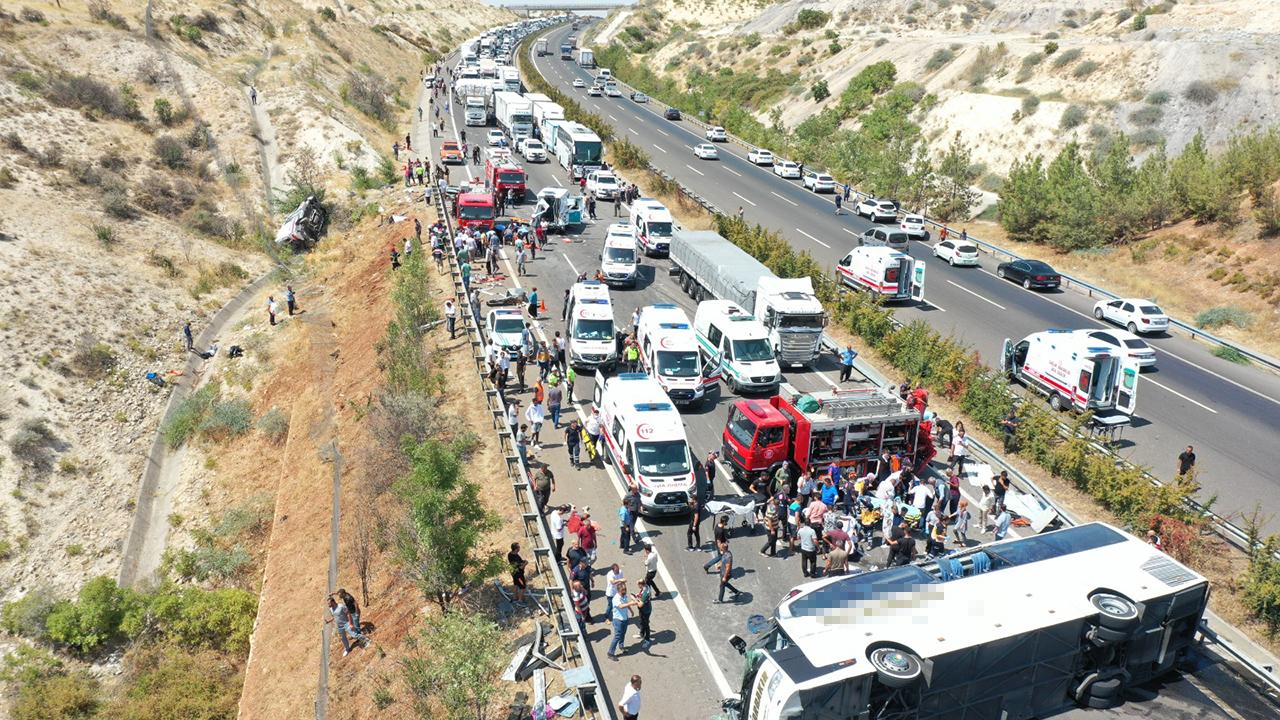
817,393,903,421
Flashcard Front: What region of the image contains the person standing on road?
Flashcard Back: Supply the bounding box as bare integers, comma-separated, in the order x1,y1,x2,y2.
618,500,634,554
618,675,642,720
532,464,555,512
546,381,563,429
1177,445,1196,477
703,451,719,500
715,541,743,603
703,516,730,570
565,419,582,468
642,542,661,597
951,498,971,547
993,503,1012,540
686,493,703,551
834,193,843,215
549,505,566,560
797,521,819,578
839,345,857,382
183,321,194,352
635,580,653,649
760,497,780,557
608,582,639,660
578,510,598,565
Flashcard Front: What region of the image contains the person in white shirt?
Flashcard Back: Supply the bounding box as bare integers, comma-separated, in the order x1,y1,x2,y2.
641,543,661,597
505,401,519,432
525,400,546,447
548,505,566,561
618,675,642,720
910,479,936,531
605,563,625,617
949,428,970,474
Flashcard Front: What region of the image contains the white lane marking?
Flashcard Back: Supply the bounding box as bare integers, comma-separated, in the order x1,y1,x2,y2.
723,167,742,178
978,267,1280,408
609,114,618,122
795,228,829,248
770,191,798,207
712,459,746,498
923,300,946,313
553,175,563,187
842,227,859,236
732,192,756,207
564,254,580,276
652,144,667,154
628,127,638,135
654,128,669,137
685,163,705,176
946,280,1006,311
1145,377,1219,414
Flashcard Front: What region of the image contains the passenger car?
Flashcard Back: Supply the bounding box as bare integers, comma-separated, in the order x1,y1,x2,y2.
996,259,1061,290
664,107,682,120
486,308,525,350
772,161,801,179
521,139,546,163
1086,329,1157,368
858,227,910,251
586,170,621,199
932,240,980,266
1092,298,1169,335
746,148,774,165
693,143,719,160
486,129,507,146
802,170,836,193
588,85,602,96
274,196,328,250
899,213,929,239
631,92,648,103
440,140,463,164
855,197,898,222
572,78,585,88
706,126,728,142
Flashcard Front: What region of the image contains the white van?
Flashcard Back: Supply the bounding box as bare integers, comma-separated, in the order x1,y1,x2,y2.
592,372,695,515
693,300,780,395
600,224,639,287
635,303,718,407
629,199,675,257
1002,329,1140,415
566,280,617,370
596,68,613,82
836,246,926,303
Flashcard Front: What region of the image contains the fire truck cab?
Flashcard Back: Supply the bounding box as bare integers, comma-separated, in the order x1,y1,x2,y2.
721,383,920,482
454,190,496,232
484,151,527,203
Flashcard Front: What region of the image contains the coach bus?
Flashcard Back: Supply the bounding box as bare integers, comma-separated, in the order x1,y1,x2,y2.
553,121,603,179
724,522,1209,720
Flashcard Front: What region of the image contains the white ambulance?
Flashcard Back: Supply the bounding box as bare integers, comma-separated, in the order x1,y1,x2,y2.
835,245,926,303
693,300,780,395
635,303,719,407
599,223,639,287
1001,329,1140,415
592,372,696,515
565,280,617,371
629,199,675,257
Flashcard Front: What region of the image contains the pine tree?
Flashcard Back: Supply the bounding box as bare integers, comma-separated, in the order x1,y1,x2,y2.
998,154,1051,241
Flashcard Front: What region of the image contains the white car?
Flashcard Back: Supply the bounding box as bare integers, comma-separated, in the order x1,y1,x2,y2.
1093,298,1170,335
693,143,719,160
856,197,898,222
706,126,728,142
586,170,620,199
802,169,836,193
486,308,526,351
747,148,774,166
900,213,929,239
1086,329,1158,369
572,78,586,88
604,83,621,97
486,129,507,146
631,92,648,103
772,161,801,179
521,139,546,163
588,85,602,96
932,240,981,267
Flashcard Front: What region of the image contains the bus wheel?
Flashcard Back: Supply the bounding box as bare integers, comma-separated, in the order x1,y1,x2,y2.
868,646,923,688
1090,592,1140,632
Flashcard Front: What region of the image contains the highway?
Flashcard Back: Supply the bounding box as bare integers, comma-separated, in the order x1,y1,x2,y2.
420,40,1280,718
530,24,1280,532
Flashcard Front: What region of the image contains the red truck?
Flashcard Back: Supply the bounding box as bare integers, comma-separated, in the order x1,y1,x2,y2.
721,383,922,483
454,191,495,232
484,156,527,204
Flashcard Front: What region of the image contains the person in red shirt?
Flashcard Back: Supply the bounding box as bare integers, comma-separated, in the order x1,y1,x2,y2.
578,511,599,566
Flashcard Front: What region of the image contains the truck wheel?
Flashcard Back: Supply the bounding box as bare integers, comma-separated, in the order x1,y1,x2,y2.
1090,592,1140,632
868,647,922,689
1049,393,1066,412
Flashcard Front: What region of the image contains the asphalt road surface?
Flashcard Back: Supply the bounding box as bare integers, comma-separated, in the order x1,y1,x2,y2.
421,49,1279,718
531,25,1280,534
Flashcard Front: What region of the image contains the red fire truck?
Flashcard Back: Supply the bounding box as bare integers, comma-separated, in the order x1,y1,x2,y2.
721,383,922,482
484,152,527,204
454,190,495,232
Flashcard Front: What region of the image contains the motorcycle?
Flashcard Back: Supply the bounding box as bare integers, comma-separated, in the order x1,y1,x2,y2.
485,287,528,307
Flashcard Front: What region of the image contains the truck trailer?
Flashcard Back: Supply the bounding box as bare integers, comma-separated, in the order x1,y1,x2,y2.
493,91,535,140
669,230,828,368
535,38,548,56
577,48,595,68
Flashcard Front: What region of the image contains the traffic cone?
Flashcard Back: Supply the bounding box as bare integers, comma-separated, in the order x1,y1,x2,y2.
539,298,547,314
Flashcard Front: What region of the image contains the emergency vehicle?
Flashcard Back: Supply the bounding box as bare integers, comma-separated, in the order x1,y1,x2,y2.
635,303,719,407
599,224,639,287
483,154,527,203
565,280,617,370
1002,329,1140,415
454,190,495,232
592,373,696,516
721,383,920,483
835,245,926,303
629,199,675,257
693,300,780,395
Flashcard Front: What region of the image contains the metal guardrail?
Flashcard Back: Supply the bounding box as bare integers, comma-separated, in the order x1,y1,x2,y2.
432,174,608,719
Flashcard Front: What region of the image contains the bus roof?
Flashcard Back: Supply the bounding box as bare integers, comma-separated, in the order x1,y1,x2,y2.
774,523,1206,677
556,121,601,141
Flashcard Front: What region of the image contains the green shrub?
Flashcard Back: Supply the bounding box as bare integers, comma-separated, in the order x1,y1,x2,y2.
1131,128,1164,147
104,644,242,719
1132,11,1148,31
1183,80,1218,105
811,79,830,102
1043,41,1059,56
1,588,57,639
9,419,59,470
964,43,1007,87
1051,47,1081,68
163,383,221,449
925,48,955,72
1211,345,1250,364
318,6,337,21
1072,60,1100,78
1195,306,1253,330
788,8,830,32
1256,188,1280,237
610,137,650,170
124,584,257,652
0,165,16,188
1059,104,1088,129
152,135,188,169
153,97,175,126
199,399,252,442
45,576,135,653
1020,95,1041,116
1242,537,1280,635
1146,90,1171,105
257,407,290,443
72,341,117,377
1129,104,1163,126
2,646,100,720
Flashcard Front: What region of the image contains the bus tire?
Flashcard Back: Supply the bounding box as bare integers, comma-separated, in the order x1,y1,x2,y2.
1090,592,1140,632
1085,693,1122,710
1087,677,1123,699
868,646,923,689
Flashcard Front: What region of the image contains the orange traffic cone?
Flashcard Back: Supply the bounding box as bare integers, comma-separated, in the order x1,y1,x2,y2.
539,298,547,313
